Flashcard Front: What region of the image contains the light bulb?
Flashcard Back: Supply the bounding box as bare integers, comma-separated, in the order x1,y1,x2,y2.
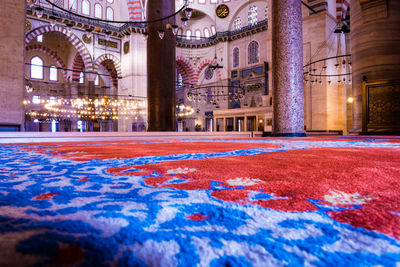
158,30,165,39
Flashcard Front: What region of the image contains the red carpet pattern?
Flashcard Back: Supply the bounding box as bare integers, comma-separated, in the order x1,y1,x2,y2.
0,136,400,266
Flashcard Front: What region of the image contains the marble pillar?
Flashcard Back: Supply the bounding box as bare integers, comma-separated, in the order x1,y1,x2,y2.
0,0,25,130
349,0,400,133
272,0,305,137
147,0,176,131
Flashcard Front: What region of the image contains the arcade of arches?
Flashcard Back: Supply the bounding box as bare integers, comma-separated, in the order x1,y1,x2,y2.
0,0,399,134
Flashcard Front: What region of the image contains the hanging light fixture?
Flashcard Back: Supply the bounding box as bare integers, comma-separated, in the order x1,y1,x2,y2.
181,17,188,27
185,8,193,19
35,6,44,18
65,22,74,32
105,31,112,41
143,32,149,41
27,0,37,8
171,25,179,35
158,29,165,40
49,15,57,26
85,28,93,39
124,31,131,41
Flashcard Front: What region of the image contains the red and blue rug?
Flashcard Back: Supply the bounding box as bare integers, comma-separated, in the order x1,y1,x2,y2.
1,136,400,266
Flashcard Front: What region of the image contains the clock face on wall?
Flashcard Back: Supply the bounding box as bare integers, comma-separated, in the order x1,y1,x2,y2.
216,4,229,19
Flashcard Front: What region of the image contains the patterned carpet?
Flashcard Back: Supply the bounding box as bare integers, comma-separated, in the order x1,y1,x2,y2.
1,136,400,266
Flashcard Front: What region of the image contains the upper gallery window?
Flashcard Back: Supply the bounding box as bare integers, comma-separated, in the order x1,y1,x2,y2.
82,0,90,15
211,25,216,35
106,7,114,20
94,3,102,18
107,0,113,3
69,0,77,11
204,28,210,38
248,40,259,65
31,56,44,80
186,30,192,40
49,66,58,81
195,30,201,40
233,47,239,68
248,5,258,26
234,17,241,30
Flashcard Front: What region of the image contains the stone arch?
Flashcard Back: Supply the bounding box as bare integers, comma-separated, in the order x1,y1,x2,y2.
71,53,84,82
176,56,195,85
25,25,93,72
126,0,143,21
194,59,223,85
94,54,122,78
94,54,122,86
25,45,68,81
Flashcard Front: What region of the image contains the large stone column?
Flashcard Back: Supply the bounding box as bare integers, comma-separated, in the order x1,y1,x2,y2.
349,0,400,133
147,0,176,131
0,0,25,130
272,0,305,137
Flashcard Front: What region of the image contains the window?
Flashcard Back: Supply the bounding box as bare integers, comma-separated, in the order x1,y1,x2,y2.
195,30,201,40
106,7,114,20
31,56,43,79
37,35,43,43
186,30,191,40
106,0,113,3
210,0,218,3
69,0,77,11
211,25,216,35
51,119,57,132
50,96,57,105
248,5,258,26
204,28,210,38
233,47,239,68
248,40,259,65
94,3,102,18
265,6,268,19
79,72,84,83
199,0,205,3
95,75,99,85
82,0,90,15
233,17,241,30
49,66,58,81
32,95,41,104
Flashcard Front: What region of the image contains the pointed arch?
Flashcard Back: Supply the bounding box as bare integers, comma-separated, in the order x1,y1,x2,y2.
193,59,223,85
25,25,93,72
72,53,84,82
25,44,68,81
176,56,196,85
93,54,122,78
126,0,143,21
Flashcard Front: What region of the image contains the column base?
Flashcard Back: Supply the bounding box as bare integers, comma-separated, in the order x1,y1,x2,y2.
271,132,307,137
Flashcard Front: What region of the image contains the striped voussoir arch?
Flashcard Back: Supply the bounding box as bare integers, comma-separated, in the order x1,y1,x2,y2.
98,64,113,87
176,56,196,85
71,53,84,82
193,59,223,85
25,45,67,81
94,54,122,78
25,25,93,72
336,0,350,20
126,0,142,21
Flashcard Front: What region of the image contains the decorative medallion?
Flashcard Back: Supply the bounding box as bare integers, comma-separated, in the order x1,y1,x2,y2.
82,34,92,44
216,4,230,19
123,41,130,54
26,20,32,31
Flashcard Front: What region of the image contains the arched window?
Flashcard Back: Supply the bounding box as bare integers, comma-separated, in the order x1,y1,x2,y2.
37,35,43,43
195,30,201,40
248,40,259,65
95,74,99,85
49,66,58,81
82,0,90,15
31,56,43,79
186,30,191,40
204,28,210,38
211,25,216,35
234,17,241,30
233,47,239,68
106,7,114,20
248,5,258,26
107,0,113,3
69,0,77,11
94,3,102,18
79,72,84,83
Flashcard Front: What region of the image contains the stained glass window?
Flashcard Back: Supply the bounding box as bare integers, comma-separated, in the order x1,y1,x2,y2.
233,47,239,68
234,17,241,30
248,41,259,65
248,5,258,26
